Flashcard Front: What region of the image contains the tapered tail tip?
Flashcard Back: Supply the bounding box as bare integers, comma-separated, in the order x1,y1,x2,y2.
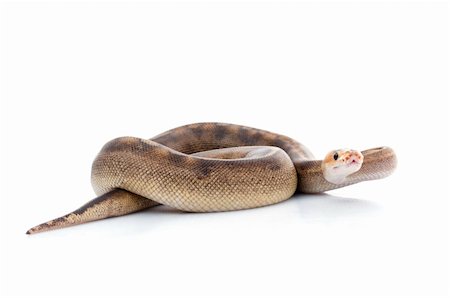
26,216,75,235
25,190,158,234
26,226,44,234
26,224,52,235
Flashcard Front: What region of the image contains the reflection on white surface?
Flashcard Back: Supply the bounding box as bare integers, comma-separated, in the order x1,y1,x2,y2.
287,194,382,220
9,190,447,298
91,193,382,236
143,193,381,220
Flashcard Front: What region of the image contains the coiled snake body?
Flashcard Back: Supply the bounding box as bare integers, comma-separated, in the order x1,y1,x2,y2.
27,123,397,234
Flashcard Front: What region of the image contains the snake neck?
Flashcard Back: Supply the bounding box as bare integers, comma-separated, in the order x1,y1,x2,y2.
296,147,397,193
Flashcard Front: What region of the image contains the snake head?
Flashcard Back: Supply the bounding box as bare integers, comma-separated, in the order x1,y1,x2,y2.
321,149,364,184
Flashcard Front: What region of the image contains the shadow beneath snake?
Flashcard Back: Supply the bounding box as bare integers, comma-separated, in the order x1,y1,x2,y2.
127,193,382,229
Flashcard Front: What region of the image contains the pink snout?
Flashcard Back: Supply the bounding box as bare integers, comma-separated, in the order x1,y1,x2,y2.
345,151,363,164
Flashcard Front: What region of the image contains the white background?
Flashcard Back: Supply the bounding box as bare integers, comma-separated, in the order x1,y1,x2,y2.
0,1,449,297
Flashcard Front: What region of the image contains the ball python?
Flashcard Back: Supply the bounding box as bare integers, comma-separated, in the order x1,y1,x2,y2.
26,122,397,234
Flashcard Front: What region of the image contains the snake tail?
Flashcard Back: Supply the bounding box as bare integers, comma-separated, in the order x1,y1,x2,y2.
26,189,158,234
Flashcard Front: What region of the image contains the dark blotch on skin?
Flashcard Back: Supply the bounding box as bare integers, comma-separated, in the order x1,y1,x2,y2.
272,137,290,151
136,139,155,153
191,125,204,139
237,127,253,145
268,163,281,171
272,137,282,147
214,125,227,140
200,166,212,177
252,132,263,144
179,142,196,155
194,159,214,179
72,190,118,216
170,153,188,166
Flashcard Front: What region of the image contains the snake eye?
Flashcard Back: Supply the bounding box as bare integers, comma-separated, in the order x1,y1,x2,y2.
333,152,339,160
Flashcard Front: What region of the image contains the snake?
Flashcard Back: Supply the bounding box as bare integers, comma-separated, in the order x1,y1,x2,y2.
26,122,397,234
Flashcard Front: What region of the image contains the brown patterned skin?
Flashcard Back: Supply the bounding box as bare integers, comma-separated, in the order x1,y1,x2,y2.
26,123,397,234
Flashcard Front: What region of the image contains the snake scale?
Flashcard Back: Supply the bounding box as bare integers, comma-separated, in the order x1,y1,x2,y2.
27,122,397,234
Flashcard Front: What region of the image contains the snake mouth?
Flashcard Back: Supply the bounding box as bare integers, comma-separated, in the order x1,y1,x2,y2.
333,160,360,168
347,160,360,166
